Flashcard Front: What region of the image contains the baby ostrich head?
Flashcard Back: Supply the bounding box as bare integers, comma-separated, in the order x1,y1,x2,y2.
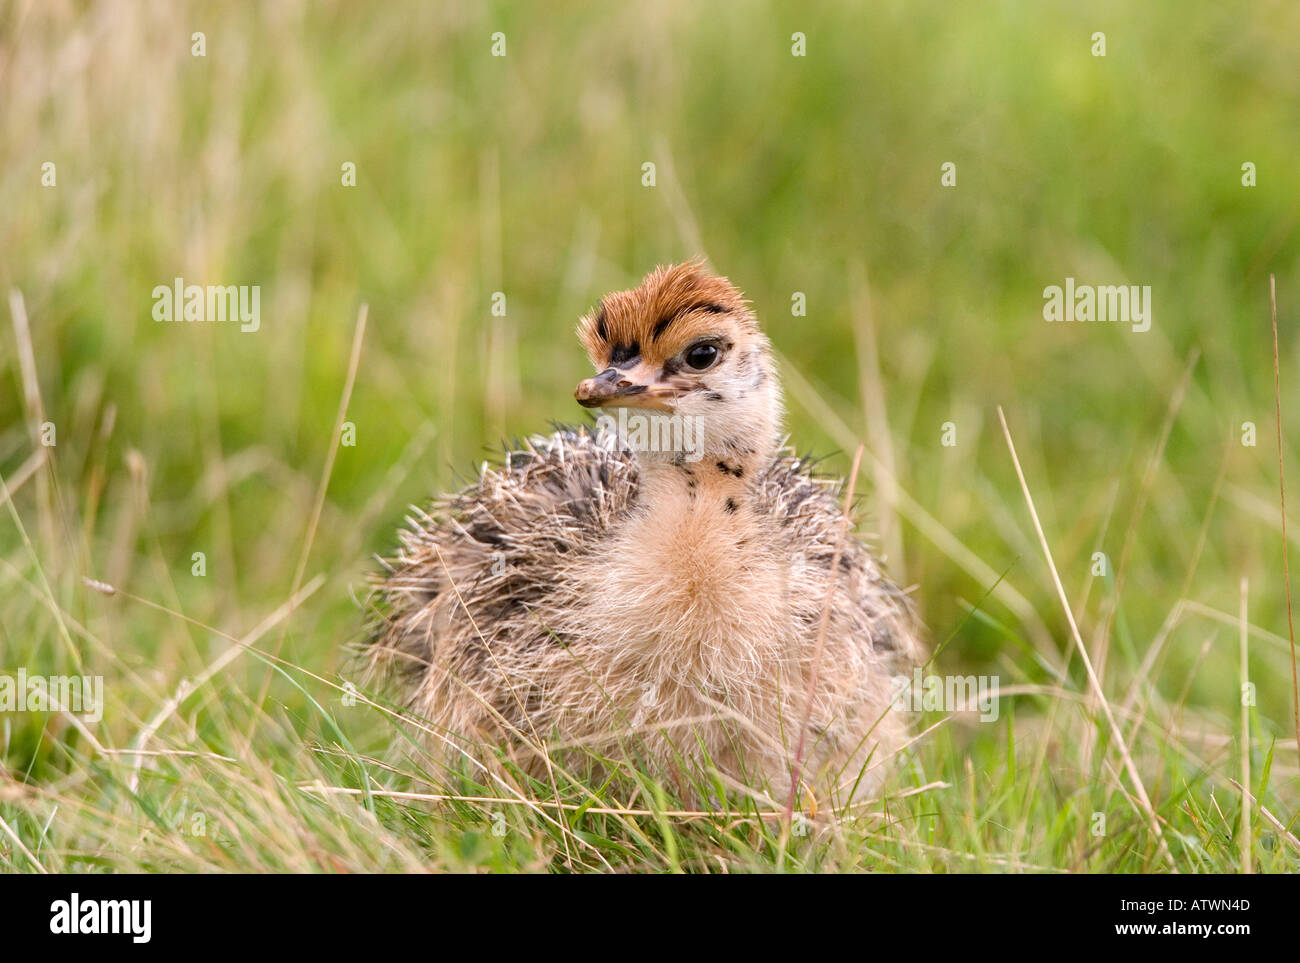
574,262,781,467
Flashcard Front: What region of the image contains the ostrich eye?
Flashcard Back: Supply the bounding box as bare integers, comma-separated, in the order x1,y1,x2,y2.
684,343,719,371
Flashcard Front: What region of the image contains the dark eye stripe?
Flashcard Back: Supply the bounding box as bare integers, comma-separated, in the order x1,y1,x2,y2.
594,304,608,342
651,302,730,342
609,341,639,366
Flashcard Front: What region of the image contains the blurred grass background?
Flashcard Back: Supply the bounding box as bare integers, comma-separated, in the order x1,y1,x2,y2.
1,0,1299,871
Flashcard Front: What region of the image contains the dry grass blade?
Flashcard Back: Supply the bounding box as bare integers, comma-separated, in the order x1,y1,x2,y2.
289,302,370,610
0,448,47,511
7,288,55,555
299,779,949,820
1239,577,1252,874
850,263,904,581
122,574,327,791
0,813,47,874
775,351,1059,667
1228,778,1300,855
996,405,1176,870
248,302,369,721
1269,274,1300,771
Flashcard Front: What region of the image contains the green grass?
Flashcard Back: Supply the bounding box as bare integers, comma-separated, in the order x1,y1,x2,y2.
1,0,1298,872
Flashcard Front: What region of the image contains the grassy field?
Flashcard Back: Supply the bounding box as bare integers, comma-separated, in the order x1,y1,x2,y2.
2,0,1299,872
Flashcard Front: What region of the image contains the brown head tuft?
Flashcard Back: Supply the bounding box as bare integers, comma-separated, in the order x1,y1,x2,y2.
577,260,756,371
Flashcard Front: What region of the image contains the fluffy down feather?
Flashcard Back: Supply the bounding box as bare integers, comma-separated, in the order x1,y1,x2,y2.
366,425,918,801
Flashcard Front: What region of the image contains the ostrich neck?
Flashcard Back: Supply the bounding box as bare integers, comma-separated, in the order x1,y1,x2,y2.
635,449,765,520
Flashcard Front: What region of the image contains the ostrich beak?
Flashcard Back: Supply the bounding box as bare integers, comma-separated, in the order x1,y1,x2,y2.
575,364,677,411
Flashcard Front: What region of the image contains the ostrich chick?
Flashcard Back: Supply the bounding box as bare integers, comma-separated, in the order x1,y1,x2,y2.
369,262,920,802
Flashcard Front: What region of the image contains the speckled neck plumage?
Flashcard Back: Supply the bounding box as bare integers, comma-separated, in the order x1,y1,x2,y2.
634,446,763,538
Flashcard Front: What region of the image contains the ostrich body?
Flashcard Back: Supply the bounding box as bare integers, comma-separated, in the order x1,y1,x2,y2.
369,263,920,801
